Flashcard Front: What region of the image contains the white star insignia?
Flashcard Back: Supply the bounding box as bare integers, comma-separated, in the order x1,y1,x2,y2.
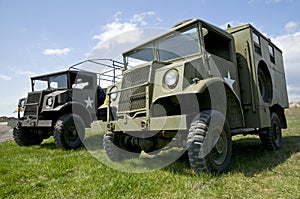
224,71,235,89
84,96,94,108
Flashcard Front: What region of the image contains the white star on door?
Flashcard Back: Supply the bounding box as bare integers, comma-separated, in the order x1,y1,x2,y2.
224,71,235,89
84,96,94,108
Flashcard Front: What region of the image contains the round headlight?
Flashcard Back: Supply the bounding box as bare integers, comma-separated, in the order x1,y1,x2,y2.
110,86,118,100
46,96,53,107
164,69,178,88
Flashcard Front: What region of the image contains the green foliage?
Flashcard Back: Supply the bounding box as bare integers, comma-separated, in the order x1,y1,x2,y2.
1,108,300,198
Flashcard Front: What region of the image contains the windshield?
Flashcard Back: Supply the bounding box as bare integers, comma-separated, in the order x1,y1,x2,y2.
124,26,200,67
32,74,68,91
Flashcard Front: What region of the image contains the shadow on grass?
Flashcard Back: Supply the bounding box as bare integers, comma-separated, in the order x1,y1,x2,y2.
82,134,104,151
38,135,103,151
39,133,300,176
160,135,300,176
229,135,300,176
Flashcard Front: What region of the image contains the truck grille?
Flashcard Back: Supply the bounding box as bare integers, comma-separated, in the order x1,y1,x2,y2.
118,65,150,113
24,92,42,116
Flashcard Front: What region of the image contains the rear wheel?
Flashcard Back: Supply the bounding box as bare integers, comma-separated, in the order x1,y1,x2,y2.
13,127,43,146
259,112,282,151
187,110,232,173
54,114,85,149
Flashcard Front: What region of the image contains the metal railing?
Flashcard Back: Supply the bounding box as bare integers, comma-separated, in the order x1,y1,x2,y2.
69,59,124,87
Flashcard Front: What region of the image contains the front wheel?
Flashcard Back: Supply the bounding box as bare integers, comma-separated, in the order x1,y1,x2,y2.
103,132,141,162
13,127,43,146
53,114,85,150
187,110,232,173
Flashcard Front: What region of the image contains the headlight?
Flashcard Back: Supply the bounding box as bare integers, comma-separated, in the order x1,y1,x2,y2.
164,69,178,88
110,86,118,100
46,96,54,107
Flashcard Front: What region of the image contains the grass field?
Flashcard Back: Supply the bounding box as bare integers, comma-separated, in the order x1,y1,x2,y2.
1,108,300,198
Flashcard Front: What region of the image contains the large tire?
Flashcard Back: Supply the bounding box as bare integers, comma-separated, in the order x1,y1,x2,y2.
258,67,272,103
13,127,43,146
103,132,141,162
259,112,282,151
53,114,85,150
187,110,232,173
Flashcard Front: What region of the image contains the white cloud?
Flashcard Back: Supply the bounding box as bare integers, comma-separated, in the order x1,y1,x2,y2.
92,11,157,42
92,22,138,42
248,0,293,4
42,48,71,56
287,85,300,102
272,31,300,102
266,0,282,3
0,73,11,81
284,21,299,33
15,70,35,77
130,11,155,26
87,11,163,59
272,32,300,66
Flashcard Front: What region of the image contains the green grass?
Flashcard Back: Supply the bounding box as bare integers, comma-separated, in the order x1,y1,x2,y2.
1,108,300,198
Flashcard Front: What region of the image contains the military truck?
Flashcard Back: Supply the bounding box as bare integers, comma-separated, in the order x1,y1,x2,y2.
95,19,289,173
14,59,123,149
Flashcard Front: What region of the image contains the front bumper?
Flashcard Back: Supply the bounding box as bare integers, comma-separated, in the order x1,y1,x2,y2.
92,114,188,133
18,119,52,127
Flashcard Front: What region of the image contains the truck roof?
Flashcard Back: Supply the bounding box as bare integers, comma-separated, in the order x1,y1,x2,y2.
226,23,282,53
122,18,233,57
30,69,94,81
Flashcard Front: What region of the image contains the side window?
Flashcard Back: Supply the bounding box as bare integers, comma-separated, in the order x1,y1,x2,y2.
203,27,232,61
268,44,275,64
252,32,262,55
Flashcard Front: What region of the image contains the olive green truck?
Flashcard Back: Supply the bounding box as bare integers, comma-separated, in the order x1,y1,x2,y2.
94,19,289,173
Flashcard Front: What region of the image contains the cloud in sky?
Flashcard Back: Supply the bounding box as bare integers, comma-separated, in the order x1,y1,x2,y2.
271,22,300,102
266,0,282,3
272,31,300,70
284,21,299,33
88,11,164,59
287,85,300,102
15,70,35,77
42,48,71,56
248,0,293,4
0,73,12,81
92,11,157,42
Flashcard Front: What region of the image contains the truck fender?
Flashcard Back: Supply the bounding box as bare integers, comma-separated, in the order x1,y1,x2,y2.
152,77,245,128
188,77,244,128
58,102,93,127
183,78,244,128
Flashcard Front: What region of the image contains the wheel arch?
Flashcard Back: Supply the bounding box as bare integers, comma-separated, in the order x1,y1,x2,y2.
270,104,287,129
151,78,244,128
257,60,273,103
58,102,92,127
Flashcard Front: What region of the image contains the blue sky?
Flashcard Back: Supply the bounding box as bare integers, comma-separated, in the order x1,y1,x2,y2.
0,0,300,116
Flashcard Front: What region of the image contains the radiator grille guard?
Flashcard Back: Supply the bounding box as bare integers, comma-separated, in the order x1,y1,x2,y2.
24,92,42,117
118,65,150,113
